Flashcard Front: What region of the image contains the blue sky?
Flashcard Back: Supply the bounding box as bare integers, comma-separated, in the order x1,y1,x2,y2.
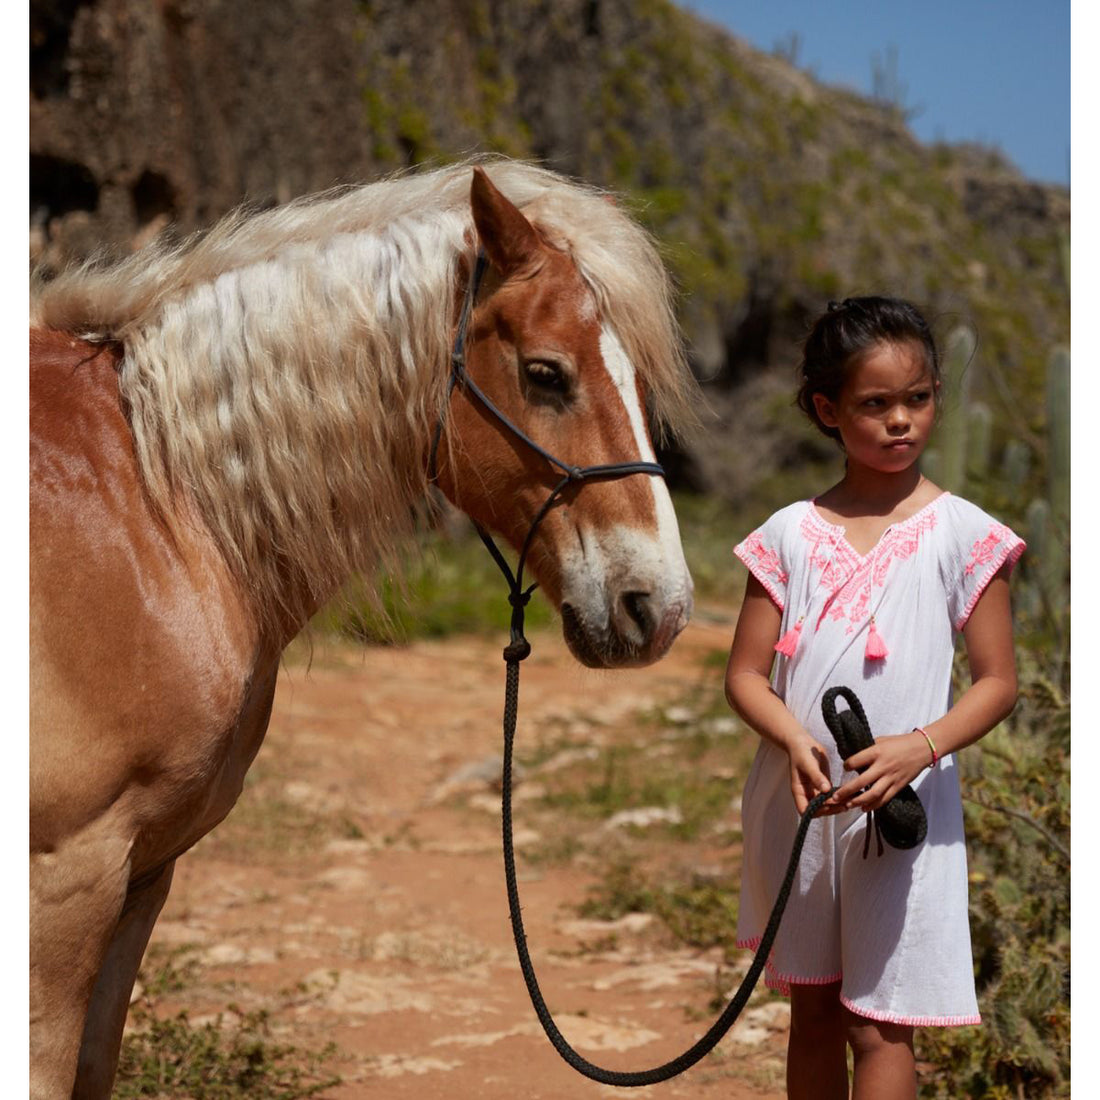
682,1,1070,187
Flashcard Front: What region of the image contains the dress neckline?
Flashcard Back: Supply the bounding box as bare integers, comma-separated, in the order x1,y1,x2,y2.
807,492,949,561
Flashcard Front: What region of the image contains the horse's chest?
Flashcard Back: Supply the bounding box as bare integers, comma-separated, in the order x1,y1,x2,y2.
187,662,280,837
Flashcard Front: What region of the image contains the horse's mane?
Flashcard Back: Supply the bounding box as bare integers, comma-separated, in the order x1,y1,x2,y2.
31,157,697,632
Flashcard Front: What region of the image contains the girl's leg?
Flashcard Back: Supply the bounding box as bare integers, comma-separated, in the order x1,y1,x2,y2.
787,981,848,1100
845,1007,916,1100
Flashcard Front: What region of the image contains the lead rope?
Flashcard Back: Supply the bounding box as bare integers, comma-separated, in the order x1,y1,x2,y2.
435,245,837,1082
499,610,837,1086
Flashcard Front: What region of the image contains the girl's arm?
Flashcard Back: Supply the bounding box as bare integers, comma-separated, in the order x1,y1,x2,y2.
726,574,833,814
828,562,1019,814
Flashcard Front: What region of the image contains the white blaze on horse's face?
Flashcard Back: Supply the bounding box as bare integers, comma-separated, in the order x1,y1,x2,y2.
554,323,694,669
447,167,693,669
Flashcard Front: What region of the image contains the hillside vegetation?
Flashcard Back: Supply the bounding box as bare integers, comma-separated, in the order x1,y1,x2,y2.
32,0,1067,501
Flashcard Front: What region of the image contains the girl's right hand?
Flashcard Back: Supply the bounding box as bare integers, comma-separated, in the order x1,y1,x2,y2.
786,735,833,815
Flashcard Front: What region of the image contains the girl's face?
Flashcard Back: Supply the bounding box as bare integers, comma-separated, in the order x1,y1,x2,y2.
812,340,937,474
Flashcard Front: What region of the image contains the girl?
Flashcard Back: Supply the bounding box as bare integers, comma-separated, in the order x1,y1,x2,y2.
725,298,1023,1100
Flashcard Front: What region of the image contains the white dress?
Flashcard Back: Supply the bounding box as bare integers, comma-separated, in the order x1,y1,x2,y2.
732,492,1024,1026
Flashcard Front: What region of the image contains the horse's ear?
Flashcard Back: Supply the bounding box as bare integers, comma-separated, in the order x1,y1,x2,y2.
470,167,541,276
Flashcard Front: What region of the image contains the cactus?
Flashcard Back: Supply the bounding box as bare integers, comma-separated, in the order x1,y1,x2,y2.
1024,499,1052,619
1001,439,1031,494
1018,346,1070,631
1046,345,1069,532
937,326,976,493
966,401,993,481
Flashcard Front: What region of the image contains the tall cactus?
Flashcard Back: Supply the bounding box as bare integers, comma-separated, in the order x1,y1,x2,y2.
1020,345,1070,628
1024,498,1052,619
1001,439,1032,495
966,401,993,482
1046,346,1069,533
937,326,976,493
1040,347,1069,619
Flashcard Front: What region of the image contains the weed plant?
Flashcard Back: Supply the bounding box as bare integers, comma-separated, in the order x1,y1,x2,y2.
116,947,342,1098
579,857,741,958
116,1006,340,1100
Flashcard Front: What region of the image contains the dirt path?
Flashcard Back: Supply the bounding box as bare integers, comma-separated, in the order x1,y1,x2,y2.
135,611,790,1098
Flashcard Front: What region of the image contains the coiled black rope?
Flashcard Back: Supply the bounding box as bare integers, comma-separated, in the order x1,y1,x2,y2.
500,649,837,1086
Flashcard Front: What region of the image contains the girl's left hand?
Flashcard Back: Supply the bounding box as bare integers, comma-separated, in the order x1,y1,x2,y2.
821,730,931,814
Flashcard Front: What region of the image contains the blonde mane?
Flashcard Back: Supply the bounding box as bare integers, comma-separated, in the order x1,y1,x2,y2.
32,157,697,632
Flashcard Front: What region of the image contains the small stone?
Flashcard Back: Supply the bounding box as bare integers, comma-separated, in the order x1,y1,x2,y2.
727,1001,791,1046
558,913,655,938
706,716,739,736
663,705,695,725
604,806,682,830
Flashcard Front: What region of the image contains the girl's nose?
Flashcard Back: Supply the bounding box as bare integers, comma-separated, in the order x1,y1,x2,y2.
887,404,910,430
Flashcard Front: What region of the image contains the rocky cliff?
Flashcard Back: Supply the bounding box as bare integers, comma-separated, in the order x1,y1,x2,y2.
31,0,1069,501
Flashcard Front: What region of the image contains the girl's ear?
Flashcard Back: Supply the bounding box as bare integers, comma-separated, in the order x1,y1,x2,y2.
812,392,840,429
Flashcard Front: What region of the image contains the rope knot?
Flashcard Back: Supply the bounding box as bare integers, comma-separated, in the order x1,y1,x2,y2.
503,638,532,662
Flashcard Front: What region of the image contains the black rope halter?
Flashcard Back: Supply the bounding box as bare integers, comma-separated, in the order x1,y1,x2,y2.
429,250,665,660
430,248,840,1086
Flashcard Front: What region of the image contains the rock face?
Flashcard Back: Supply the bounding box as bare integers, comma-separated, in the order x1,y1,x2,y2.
31,0,1069,500
31,0,374,256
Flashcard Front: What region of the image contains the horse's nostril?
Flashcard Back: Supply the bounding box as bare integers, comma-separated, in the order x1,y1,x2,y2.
621,591,652,636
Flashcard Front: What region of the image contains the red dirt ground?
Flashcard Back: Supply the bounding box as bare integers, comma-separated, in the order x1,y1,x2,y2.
133,612,790,1099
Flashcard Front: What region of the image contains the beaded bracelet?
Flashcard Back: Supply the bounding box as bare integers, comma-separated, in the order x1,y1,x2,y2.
915,726,939,769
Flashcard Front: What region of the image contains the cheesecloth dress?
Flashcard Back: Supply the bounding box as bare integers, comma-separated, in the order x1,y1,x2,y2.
732,492,1024,1026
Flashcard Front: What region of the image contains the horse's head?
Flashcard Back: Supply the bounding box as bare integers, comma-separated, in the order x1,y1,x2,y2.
434,168,693,669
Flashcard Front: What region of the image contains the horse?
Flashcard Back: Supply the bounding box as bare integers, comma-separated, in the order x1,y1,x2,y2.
29,158,697,1098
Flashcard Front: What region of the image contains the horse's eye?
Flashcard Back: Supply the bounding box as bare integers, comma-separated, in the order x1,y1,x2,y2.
524,359,566,391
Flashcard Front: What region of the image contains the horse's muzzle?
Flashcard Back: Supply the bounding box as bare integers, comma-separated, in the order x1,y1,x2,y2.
561,593,691,669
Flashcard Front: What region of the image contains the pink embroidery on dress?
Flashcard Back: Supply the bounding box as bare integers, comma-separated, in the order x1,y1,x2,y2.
741,532,789,586
801,513,849,590
964,523,1012,576
801,508,938,635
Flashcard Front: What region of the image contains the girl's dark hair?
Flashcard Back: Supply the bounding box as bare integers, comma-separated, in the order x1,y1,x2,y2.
796,296,940,443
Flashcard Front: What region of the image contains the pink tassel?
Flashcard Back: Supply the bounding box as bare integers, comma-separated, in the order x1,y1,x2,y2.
864,617,889,660
774,617,803,657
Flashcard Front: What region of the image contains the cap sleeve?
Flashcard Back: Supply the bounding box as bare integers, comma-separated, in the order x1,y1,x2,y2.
733,507,794,612
944,501,1026,630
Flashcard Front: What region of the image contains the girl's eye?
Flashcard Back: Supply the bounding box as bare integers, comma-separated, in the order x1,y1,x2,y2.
910,391,932,404
863,397,883,408
524,359,567,392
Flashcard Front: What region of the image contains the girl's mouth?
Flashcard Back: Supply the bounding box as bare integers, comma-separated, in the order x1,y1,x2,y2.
885,439,914,449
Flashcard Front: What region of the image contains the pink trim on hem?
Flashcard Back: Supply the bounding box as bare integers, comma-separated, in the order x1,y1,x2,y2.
840,993,981,1029
764,969,844,996
955,537,1026,630
736,936,842,996
736,938,981,1026
733,544,785,612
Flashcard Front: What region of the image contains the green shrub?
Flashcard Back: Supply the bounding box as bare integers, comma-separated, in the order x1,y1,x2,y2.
314,524,553,643
579,858,741,957
116,1006,340,1100
916,655,1069,1097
